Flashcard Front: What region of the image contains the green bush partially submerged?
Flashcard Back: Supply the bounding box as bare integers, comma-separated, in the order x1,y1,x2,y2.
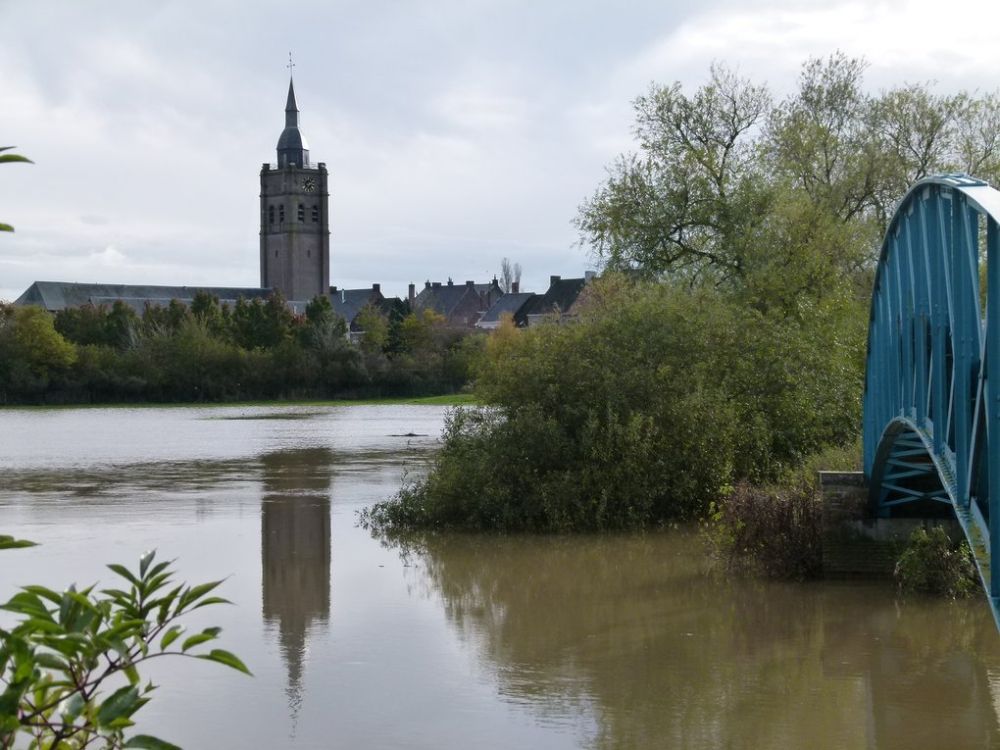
706,483,823,580
895,526,979,598
363,277,863,534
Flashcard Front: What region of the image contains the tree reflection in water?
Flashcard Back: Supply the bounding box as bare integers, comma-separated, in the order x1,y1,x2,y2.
387,531,1000,750
260,448,333,723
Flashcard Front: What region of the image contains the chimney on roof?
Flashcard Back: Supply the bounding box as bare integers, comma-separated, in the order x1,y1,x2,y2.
550,275,561,286
425,281,431,289
372,283,381,295
330,285,338,293
408,283,415,305
447,279,453,287
465,280,474,287
585,270,597,282
432,282,441,290
511,281,519,294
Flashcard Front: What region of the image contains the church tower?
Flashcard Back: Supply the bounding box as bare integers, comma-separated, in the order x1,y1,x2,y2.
260,77,329,300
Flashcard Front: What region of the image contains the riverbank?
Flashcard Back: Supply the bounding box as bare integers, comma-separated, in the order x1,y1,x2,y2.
0,392,477,411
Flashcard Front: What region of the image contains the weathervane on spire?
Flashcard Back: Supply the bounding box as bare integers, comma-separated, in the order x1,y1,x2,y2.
287,52,295,78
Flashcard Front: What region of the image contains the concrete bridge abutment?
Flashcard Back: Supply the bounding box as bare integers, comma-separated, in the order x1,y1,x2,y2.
819,471,961,577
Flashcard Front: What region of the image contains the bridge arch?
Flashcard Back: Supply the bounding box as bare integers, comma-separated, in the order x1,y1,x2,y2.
863,174,1000,621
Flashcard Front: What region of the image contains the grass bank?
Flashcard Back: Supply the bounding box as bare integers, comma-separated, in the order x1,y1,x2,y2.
0,393,478,411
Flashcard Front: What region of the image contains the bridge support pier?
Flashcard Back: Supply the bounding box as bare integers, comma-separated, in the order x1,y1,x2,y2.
819,471,960,577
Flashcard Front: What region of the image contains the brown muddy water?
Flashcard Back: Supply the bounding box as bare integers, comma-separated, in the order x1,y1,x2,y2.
1,405,999,749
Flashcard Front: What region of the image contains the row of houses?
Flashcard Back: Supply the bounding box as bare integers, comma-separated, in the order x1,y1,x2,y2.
15,272,596,336
330,273,595,336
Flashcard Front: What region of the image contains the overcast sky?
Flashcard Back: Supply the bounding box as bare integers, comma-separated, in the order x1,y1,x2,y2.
3,0,1000,302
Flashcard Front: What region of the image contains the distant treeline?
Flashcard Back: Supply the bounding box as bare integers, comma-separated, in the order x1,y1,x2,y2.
0,292,482,404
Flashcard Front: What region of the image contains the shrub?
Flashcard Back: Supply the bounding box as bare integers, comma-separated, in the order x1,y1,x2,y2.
366,275,864,533
894,526,979,598
706,482,823,580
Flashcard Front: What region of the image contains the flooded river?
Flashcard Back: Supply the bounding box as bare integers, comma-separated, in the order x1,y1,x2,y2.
1,405,999,749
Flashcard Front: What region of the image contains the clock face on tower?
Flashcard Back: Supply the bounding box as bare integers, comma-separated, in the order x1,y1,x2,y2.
302,177,316,193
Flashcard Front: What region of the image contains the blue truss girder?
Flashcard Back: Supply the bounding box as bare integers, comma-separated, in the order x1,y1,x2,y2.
864,174,1000,629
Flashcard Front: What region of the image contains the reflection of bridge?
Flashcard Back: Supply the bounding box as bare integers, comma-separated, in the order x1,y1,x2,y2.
864,175,1000,626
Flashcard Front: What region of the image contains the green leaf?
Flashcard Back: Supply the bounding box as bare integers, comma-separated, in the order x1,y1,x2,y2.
124,734,182,750
96,685,141,727
0,535,36,550
21,585,61,605
159,625,184,651
124,661,141,685
156,584,183,623
33,652,68,670
0,154,32,164
180,628,220,652
108,563,141,586
58,691,86,722
190,596,232,610
176,580,223,612
3,591,52,620
0,223,14,232
139,550,156,578
198,648,252,675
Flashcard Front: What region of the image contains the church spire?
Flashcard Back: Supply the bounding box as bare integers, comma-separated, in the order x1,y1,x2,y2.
285,78,299,127
276,60,309,169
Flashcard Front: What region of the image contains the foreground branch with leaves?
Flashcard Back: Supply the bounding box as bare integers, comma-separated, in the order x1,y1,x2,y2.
0,549,249,749
0,147,33,233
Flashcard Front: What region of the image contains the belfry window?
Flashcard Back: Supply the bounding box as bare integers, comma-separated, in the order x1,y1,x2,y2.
311,205,318,222
297,204,305,222
279,205,285,223
268,206,274,225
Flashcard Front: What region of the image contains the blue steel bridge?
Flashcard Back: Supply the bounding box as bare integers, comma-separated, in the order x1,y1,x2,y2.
863,174,1000,626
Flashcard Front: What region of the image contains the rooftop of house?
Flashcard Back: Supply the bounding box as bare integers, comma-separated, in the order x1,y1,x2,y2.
477,292,536,326
413,279,498,318
15,281,272,312
328,284,383,327
521,275,589,319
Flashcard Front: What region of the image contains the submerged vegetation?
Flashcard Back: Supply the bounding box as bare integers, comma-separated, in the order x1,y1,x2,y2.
894,526,979,598
364,274,862,533
706,483,823,581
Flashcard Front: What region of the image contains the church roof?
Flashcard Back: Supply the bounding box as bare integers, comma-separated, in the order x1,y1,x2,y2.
15,281,271,312
277,77,310,168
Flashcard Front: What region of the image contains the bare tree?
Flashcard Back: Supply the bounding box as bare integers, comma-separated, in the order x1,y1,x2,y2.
499,257,523,293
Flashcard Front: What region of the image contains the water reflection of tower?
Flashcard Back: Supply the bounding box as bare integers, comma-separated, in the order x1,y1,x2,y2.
260,448,333,719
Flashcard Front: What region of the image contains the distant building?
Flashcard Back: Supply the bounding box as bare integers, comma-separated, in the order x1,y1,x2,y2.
476,291,535,329
521,274,593,325
15,281,271,313
476,274,594,329
259,78,330,301
411,279,503,328
13,75,592,334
